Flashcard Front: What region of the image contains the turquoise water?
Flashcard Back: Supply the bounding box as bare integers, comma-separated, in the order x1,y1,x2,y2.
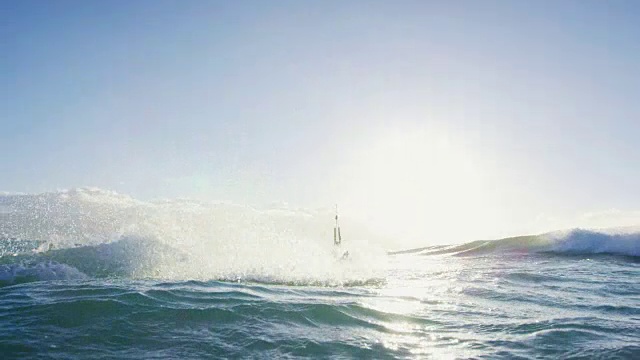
1,247,638,359
1,189,639,358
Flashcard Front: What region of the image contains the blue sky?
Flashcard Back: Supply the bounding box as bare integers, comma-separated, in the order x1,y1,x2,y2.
2,0,640,243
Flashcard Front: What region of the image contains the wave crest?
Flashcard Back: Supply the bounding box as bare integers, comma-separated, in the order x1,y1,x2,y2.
548,229,640,257
394,229,640,258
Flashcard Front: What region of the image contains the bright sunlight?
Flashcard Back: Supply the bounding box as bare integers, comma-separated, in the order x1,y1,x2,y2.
339,125,504,246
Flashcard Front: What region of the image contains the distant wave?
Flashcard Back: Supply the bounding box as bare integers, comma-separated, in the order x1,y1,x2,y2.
391,229,640,258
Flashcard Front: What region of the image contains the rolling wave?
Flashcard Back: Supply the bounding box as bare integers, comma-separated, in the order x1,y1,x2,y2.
392,229,640,257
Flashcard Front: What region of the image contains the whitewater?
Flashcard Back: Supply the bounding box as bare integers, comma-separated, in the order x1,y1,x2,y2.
1,189,638,359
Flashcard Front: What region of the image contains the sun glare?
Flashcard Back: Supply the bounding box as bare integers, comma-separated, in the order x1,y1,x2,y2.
340,127,501,246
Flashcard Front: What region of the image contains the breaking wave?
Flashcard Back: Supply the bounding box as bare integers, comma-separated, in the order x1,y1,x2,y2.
392,229,640,258
2,188,638,287
0,188,386,287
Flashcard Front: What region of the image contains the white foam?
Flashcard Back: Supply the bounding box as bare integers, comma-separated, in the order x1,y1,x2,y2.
547,229,640,257
0,261,88,285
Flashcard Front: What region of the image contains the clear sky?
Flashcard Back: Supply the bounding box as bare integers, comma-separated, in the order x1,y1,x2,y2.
2,0,640,245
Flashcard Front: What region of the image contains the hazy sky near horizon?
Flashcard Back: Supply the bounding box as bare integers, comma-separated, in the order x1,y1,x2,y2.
2,0,640,244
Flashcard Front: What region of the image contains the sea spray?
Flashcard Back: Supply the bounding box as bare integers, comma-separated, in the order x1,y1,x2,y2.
1,188,388,286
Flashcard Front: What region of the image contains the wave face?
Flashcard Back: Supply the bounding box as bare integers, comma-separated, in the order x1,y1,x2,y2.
393,229,640,258
0,188,386,286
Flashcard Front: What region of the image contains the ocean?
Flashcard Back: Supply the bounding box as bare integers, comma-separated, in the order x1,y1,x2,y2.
1,189,638,359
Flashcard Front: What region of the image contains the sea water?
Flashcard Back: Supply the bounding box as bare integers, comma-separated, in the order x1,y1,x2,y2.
1,189,638,359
